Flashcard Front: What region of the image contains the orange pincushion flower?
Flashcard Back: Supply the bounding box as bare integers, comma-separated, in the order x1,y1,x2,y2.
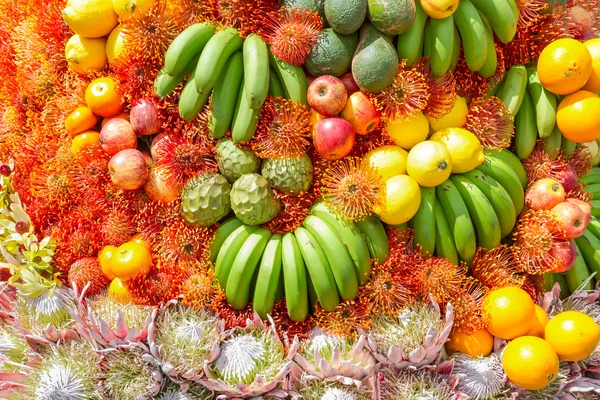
521,142,584,188
516,0,549,28
321,157,383,221
181,264,225,310
313,299,371,339
348,126,395,159
100,206,137,246
454,44,506,99
262,188,319,234
250,96,311,159
415,257,468,307
567,145,593,177
359,261,417,316
209,294,255,329
213,0,276,37
450,277,488,335
471,245,526,290
465,96,514,150
68,257,109,296
412,58,458,120
156,217,216,264
271,300,315,347
111,54,158,103
134,198,180,244
263,8,323,66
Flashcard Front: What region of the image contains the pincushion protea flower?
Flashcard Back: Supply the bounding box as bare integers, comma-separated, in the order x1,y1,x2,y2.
365,297,454,370
452,353,509,399
148,301,223,383
294,328,376,387
200,313,294,399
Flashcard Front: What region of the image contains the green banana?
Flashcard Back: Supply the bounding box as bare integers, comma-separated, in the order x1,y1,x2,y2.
561,138,577,156
574,230,600,277
451,175,502,251
423,15,455,77
470,0,517,43
543,273,570,298
253,234,284,319
543,124,562,159
268,49,308,106
567,242,595,292
209,217,244,263
306,272,318,313
178,78,211,122
164,22,215,76
580,168,600,186
195,27,243,94
463,169,516,238
477,155,525,215
542,272,558,292
281,233,309,321
208,51,244,139
513,89,537,160
268,68,285,98
225,227,272,310
412,186,436,256
154,53,201,99
484,149,528,189
453,0,489,72
477,12,498,79
303,215,359,301
355,215,390,264
434,199,459,265
449,24,461,73
496,64,528,115
436,179,477,263
396,0,428,66
215,224,257,288
526,67,557,138
294,227,340,311
243,34,270,109
593,201,600,218
310,202,371,284
585,184,600,200
231,76,262,143
585,217,600,239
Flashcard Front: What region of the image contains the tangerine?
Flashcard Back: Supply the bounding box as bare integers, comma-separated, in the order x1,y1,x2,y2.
526,304,549,338
65,106,98,136
556,90,600,143
544,310,600,361
108,277,131,304
583,38,600,93
502,336,559,391
482,286,535,340
446,328,493,357
85,77,124,117
130,233,152,250
538,38,593,95
98,245,117,280
70,131,102,157
110,241,152,281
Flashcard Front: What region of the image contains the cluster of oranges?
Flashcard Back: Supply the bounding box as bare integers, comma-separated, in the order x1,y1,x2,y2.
538,38,600,143
446,286,600,391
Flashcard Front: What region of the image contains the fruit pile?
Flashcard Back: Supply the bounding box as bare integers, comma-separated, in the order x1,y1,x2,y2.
2,0,600,398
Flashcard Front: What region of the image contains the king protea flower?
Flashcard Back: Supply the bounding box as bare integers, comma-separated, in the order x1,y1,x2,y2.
154,381,214,399
365,297,454,369
292,377,374,400
452,353,509,399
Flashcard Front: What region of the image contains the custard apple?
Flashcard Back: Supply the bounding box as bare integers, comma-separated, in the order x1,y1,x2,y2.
216,139,260,183
230,173,281,225
181,173,231,226
261,154,314,194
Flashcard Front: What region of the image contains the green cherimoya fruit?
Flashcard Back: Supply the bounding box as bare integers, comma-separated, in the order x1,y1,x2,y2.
230,173,281,225
261,154,314,194
367,0,416,35
216,138,261,183
181,173,231,226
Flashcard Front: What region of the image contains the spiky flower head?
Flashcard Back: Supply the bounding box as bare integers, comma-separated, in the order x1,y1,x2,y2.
321,157,383,221
68,257,109,298
15,286,76,331
359,259,416,317
412,58,458,120
450,277,488,335
453,353,508,399
297,378,373,400
415,257,468,307
377,362,459,399
180,267,225,311
0,324,30,372
149,301,223,381
464,96,514,150
314,299,372,339
154,381,214,400
471,245,526,290
366,299,454,369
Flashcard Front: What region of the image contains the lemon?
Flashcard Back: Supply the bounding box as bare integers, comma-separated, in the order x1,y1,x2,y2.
65,34,107,74
362,145,408,181
406,141,452,187
374,174,421,225
386,112,429,149
426,95,468,131
112,0,155,19
106,24,127,64
62,0,118,38
430,127,484,173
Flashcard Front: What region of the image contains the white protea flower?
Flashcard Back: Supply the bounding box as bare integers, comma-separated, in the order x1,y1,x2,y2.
148,301,223,382
200,313,294,399
295,377,373,400
0,324,30,372
15,286,76,331
366,297,454,369
154,381,213,400
453,353,509,399
295,328,376,387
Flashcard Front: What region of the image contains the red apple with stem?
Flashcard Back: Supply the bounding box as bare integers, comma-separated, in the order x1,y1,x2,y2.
341,92,381,135
566,198,592,226
313,117,355,160
549,239,577,273
130,99,162,136
552,201,589,239
525,178,565,210
307,75,348,117
100,118,137,156
108,149,148,190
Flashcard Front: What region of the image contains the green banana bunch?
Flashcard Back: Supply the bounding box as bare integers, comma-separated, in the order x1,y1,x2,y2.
453,0,488,72
470,0,518,43
355,215,390,265
163,22,215,76
423,15,455,77
208,51,244,139
496,64,528,116
396,0,428,66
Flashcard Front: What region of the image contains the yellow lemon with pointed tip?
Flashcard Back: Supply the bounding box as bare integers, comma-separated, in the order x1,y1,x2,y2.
112,0,155,19
406,140,452,187
106,24,127,64
430,127,484,173
362,145,408,181
426,95,468,131
386,112,429,149
62,0,118,38
65,34,107,74
374,174,421,225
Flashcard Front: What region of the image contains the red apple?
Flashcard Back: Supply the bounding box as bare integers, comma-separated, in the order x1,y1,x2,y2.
552,201,588,239
525,178,565,210
150,132,168,160
566,198,592,226
340,92,381,135
305,72,316,87
568,6,593,40
130,99,161,136
140,150,154,167
144,166,180,202
554,164,578,193
313,118,355,160
307,75,348,117
101,112,129,128
549,239,577,273
108,149,148,190
339,71,360,95
100,118,137,156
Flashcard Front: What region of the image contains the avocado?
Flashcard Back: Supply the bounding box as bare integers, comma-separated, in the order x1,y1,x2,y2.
324,0,367,35
367,0,416,35
282,0,326,21
305,28,359,77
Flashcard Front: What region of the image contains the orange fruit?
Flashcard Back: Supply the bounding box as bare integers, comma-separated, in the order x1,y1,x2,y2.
482,286,536,340
556,90,600,143
130,233,152,250
446,328,493,357
502,336,559,391
108,277,131,304
526,304,550,338
538,38,593,95
65,106,98,136
85,77,124,117
98,245,117,280
544,310,600,361
70,131,102,156
110,241,152,281
584,38,600,93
